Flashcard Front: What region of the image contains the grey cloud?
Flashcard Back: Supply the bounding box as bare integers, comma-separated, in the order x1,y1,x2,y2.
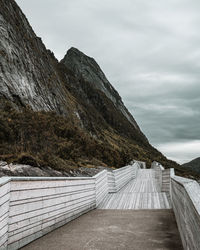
158,140,200,164
16,0,200,163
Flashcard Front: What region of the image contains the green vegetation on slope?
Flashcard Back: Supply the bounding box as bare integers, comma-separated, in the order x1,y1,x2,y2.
1,101,199,179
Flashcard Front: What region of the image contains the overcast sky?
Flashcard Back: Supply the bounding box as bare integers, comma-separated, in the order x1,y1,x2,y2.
16,0,200,164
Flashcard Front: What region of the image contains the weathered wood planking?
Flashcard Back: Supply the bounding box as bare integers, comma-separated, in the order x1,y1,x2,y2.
0,178,10,250
108,163,139,193
151,161,172,193
98,169,171,209
153,161,200,250
107,172,116,192
171,176,200,250
7,178,96,249
95,170,108,206
98,192,171,209
113,164,138,192
161,169,171,192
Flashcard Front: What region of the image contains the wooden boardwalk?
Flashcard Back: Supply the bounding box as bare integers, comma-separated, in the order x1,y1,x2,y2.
98,169,171,209
21,169,183,250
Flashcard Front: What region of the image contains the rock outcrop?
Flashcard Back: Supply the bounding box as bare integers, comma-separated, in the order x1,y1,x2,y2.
0,161,108,177
62,48,140,130
0,0,73,114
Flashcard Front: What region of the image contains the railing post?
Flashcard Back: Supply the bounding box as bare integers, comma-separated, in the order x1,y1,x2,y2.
161,169,171,193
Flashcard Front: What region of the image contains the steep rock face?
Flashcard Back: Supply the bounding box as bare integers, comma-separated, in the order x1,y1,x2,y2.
0,0,73,114
59,49,149,147
61,48,140,130
182,157,200,175
0,0,148,149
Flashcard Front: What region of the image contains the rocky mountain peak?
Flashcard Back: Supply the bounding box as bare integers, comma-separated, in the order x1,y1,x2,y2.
62,47,140,130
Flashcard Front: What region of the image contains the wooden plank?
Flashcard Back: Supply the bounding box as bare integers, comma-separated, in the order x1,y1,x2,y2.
171,177,200,250
98,169,171,210
0,182,10,250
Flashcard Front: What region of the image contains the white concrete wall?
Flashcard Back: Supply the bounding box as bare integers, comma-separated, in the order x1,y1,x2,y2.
0,162,140,250
171,176,200,250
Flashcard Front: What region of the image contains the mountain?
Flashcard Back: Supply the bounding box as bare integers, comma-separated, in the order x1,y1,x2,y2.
0,0,73,115
182,157,200,175
61,47,140,131
0,0,198,178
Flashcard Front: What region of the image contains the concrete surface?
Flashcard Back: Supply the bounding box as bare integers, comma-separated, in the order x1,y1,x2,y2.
21,209,183,250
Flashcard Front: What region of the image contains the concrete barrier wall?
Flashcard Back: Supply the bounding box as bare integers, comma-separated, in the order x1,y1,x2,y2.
0,162,140,250
171,176,200,250
0,178,10,250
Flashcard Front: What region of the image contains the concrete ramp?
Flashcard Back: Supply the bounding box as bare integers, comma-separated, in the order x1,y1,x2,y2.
21,209,183,250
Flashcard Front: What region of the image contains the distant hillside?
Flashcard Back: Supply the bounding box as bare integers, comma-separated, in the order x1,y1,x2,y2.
182,157,200,175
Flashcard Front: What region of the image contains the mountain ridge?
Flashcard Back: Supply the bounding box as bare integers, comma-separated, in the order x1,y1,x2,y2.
182,157,200,175
0,0,199,179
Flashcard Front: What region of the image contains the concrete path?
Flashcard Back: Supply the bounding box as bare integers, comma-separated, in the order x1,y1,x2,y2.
21,209,183,250
99,169,171,209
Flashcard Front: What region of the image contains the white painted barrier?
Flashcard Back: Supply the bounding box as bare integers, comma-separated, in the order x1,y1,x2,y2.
0,162,140,250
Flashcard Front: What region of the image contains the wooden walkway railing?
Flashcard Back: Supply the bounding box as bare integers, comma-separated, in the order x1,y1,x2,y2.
0,160,200,250
98,169,171,209
0,162,140,250
151,161,200,250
